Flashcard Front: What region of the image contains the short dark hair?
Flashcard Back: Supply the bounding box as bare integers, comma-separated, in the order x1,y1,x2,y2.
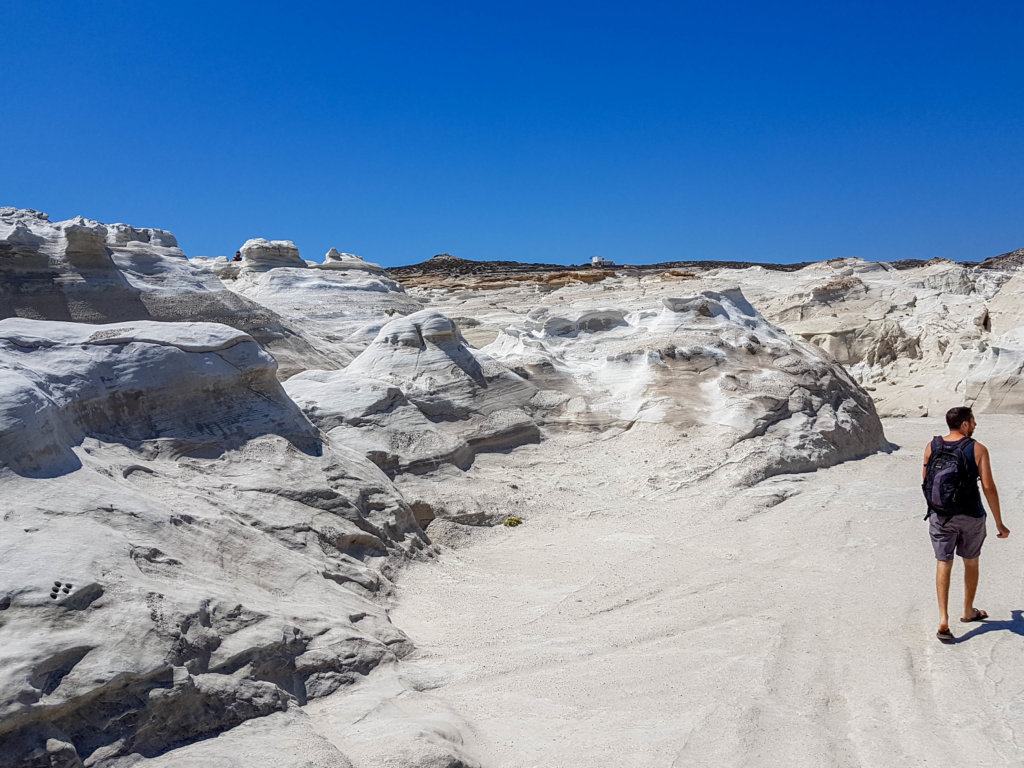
946,406,974,431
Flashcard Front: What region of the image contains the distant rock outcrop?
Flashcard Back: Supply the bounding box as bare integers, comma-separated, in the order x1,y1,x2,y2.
315,248,386,274
0,208,336,378
227,240,422,367
239,238,307,271
726,258,1011,416
978,247,1024,271
387,253,581,280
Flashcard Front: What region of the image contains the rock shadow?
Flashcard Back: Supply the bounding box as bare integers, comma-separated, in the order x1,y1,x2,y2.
0,236,153,324
438,342,488,389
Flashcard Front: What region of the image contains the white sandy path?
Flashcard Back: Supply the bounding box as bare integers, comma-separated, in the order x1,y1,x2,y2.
387,417,1024,767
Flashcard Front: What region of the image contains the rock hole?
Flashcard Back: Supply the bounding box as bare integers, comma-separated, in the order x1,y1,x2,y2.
410,501,436,530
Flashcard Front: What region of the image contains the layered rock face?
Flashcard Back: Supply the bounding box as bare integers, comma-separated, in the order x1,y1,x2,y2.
0,319,429,767
0,209,336,378
717,258,1008,416
226,241,423,367
963,269,1024,411
0,319,320,477
317,248,386,274
485,289,887,485
238,238,307,270
402,254,1024,419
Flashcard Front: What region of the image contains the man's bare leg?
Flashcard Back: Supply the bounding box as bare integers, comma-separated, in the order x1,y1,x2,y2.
962,556,980,620
936,559,954,631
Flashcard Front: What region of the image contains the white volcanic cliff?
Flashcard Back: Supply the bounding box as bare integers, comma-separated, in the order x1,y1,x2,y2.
0,318,429,767
285,309,540,496
0,209,337,378
484,289,887,486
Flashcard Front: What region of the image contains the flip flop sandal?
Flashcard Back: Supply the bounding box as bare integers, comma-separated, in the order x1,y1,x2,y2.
936,628,956,643
961,609,988,622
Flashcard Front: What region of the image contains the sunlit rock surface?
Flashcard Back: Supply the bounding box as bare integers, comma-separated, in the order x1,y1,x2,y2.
226,241,422,367
0,208,336,378
314,248,386,274
238,238,307,271
709,258,1007,416
0,318,429,768
484,289,886,485
285,309,539,477
402,254,1024,419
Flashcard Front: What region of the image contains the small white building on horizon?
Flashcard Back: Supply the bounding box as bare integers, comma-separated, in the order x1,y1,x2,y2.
591,255,614,267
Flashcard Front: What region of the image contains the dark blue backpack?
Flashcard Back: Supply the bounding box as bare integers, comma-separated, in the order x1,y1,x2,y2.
922,436,976,519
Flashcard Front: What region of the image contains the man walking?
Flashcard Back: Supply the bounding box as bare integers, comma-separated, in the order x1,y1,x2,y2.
923,406,1009,643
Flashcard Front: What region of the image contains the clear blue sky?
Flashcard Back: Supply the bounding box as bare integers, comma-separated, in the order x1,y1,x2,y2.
4,1,1024,267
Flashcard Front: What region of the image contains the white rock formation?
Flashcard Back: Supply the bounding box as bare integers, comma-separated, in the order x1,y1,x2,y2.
485,289,887,485
406,255,1024,419
707,258,1008,417
285,310,539,481
239,238,307,271
315,249,386,274
16,204,1024,766
191,254,242,280
226,241,422,367
0,318,430,767
0,209,337,378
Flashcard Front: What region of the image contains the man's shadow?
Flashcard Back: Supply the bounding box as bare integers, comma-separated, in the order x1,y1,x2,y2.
955,609,1024,643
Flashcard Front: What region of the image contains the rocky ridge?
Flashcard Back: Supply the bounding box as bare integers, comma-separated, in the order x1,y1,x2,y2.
401,251,1024,418
0,209,341,378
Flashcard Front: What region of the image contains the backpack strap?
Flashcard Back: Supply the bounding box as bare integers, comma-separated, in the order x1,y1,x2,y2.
924,437,942,520
957,437,978,480
945,436,973,463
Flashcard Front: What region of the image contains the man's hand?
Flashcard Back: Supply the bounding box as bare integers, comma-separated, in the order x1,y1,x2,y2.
997,523,1010,538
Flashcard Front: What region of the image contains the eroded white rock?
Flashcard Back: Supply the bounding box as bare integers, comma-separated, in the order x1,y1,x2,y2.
315,248,386,274
485,289,887,485
227,241,422,367
0,209,338,378
239,238,306,271
285,310,539,476
0,318,430,767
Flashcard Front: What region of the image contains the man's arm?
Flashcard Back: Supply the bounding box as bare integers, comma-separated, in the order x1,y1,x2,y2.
976,442,1010,538
923,443,932,482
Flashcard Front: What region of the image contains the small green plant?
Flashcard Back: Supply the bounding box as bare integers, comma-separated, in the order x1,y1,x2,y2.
503,516,523,527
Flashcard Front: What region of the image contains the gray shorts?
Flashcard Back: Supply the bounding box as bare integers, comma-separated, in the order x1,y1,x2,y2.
929,514,987,560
